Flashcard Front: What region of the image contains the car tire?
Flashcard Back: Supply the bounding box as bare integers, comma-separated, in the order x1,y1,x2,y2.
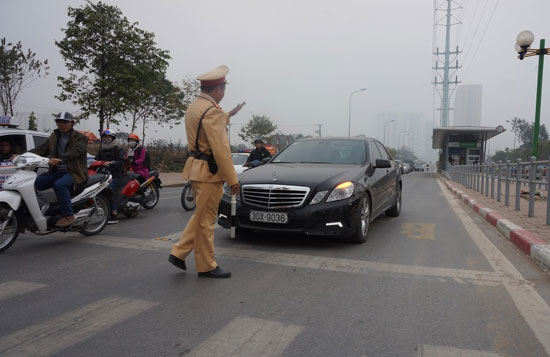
386,184,402,217
344,194,370,244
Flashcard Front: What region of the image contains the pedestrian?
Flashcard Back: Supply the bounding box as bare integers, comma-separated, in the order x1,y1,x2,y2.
95,129,125,224
168,65,245,278
30,112,88,227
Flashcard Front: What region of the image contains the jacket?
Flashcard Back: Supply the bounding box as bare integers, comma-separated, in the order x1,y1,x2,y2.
129,145,149,179
246,147,272,163
182,93,238,186
30,129,89,186
95,146,125,179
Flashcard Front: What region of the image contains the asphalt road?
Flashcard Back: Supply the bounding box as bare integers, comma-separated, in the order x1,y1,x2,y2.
1,171,550,357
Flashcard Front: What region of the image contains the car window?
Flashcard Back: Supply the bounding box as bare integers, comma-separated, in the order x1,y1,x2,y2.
375,142,390,160
272,140,366,164
232,154,248,165
0,134,27,155
370,142,382,163
33,135,48,148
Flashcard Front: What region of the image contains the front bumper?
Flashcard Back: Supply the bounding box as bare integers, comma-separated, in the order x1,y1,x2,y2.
217,193,362,237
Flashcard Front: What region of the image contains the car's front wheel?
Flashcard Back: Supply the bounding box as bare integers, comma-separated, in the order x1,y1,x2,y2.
345,194,370,244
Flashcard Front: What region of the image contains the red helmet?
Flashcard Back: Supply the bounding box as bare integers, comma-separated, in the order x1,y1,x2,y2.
128,133,140,142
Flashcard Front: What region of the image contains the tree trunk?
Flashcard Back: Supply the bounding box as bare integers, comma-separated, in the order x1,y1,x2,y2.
99,107,104,134
142,119,146,144
131,111,138,132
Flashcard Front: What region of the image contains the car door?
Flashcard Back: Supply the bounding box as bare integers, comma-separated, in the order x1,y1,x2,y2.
368,141,386,215
375,141,397,206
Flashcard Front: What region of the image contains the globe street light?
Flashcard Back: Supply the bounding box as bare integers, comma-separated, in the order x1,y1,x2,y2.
515,30,549,158
383,119,395,145
348,88,367,136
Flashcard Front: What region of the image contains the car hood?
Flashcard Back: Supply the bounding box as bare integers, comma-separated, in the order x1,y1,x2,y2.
239,163,365,190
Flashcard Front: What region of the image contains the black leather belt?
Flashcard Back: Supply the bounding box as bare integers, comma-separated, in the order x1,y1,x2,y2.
190,151,212,161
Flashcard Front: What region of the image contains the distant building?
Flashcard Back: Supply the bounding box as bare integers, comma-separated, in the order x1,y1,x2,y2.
453,84,482,127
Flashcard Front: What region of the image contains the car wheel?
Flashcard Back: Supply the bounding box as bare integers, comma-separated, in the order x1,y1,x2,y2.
386,184,402,217
344,194,370,244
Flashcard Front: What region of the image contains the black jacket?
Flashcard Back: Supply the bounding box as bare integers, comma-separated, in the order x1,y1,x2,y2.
246,147,272,163
95,146,125,179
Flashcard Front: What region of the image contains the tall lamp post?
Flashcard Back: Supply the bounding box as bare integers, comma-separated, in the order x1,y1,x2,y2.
515,30,549,158
348,88,367,136
383,119,395,145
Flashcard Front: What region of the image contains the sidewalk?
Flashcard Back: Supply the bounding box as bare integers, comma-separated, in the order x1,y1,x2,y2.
159,172,186,187
449,180,550,243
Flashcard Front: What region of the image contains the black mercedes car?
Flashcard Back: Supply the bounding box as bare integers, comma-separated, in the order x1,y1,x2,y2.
218,137,402,243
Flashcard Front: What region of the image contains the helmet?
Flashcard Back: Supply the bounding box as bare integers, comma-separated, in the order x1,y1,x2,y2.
54,112,75,122
253,138,264,144
100,129,116,139
128,133,140,142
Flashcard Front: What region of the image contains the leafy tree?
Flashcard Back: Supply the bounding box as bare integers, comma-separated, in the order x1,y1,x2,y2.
239,115,278,144
28,111,37,131
0,38,49,116
56,1,170,133
510,117,548,149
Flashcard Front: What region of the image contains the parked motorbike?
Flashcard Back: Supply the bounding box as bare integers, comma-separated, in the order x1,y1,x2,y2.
0,153,112,253
181,181,195,211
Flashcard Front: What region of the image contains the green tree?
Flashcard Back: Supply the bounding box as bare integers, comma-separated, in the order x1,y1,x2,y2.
0,38,49,116
239,115,278,144
28,111,37,131
56,1,170,133
510,117,549,149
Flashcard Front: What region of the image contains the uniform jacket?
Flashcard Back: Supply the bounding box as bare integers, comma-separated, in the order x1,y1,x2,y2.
246,147,272,163
182,94,238,186
30,128,89,186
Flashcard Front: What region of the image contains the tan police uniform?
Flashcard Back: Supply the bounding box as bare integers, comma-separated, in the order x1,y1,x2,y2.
170,65,239,273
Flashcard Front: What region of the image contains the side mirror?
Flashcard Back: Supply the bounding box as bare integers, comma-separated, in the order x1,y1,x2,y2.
374,159,391,169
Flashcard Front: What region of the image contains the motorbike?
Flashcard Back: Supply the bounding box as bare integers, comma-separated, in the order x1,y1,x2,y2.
0,153,112,253
181,181,195,211
88,161,162,215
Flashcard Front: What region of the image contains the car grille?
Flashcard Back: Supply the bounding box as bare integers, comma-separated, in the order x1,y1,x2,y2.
242,184,310,209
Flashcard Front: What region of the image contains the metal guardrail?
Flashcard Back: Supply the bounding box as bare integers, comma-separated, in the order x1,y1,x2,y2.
447,157,550,225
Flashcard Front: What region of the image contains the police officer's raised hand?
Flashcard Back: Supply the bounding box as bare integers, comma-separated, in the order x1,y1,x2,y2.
49,158,62,166
228,102,246,117
230,183,240,195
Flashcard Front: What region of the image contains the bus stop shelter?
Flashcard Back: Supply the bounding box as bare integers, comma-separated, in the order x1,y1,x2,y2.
432,126,506,171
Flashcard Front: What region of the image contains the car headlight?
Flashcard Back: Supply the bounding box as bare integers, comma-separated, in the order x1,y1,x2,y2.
326,182,355,202
310,190,328,204
12,156,27,168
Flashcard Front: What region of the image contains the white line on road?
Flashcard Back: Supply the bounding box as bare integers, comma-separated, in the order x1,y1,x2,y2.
0,296,158,357
188,316,303,357
437,178,550,356
159,195,181,200
58,234,514,287
0,281,47,302
416,344,502,357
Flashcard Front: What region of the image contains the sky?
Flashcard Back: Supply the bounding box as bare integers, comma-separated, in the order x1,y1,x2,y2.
1,0,549,158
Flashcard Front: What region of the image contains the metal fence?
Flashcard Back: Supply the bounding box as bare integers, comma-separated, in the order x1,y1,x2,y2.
447,157,550,225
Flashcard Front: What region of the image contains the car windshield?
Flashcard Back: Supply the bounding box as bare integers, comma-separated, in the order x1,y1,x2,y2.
232,154,248,165
272,140,366,164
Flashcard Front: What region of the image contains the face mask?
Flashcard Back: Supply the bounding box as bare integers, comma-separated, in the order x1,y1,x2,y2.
128,142,137,148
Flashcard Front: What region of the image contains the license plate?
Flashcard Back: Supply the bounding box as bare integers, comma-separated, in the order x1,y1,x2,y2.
250,211,288,224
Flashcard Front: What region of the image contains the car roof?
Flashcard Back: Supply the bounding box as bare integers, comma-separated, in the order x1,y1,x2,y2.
0,128,49,136
296,136,377,142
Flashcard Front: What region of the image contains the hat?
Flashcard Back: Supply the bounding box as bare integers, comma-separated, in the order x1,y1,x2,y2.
197,65,229,87
54,112,75,122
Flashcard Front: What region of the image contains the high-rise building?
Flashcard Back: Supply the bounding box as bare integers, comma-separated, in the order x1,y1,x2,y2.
453,84,482,127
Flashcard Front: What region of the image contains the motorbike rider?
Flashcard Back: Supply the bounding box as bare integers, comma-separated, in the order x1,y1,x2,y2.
95,129,125,224
126,133,149,184
244,138,271,167
30,112,88,227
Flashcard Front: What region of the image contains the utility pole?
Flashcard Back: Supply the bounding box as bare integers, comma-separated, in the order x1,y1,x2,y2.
432,0,462,127
315,124,324,138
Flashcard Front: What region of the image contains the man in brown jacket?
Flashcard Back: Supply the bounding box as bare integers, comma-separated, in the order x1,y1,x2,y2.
169,65,245,278
31,112,88,227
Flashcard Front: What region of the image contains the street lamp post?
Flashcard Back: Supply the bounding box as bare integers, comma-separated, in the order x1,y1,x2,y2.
515,30,549,158
348,88,367,136
383,119,395,145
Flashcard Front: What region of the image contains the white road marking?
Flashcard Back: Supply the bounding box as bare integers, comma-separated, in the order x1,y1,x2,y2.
437,178,550,356
60,235,514,287
188,316,303,357
417,344,501,356
0,296,158,357
159,195,181,200
0,281,47,302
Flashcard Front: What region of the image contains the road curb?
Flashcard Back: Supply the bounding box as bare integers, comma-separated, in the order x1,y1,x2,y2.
439,176,550,271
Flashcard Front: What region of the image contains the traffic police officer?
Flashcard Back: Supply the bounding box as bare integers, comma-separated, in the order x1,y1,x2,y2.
169,65,245,278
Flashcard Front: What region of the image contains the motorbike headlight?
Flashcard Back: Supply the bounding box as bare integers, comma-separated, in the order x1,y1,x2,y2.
326,182,355,202
12,156,27,168
310,190,328,205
